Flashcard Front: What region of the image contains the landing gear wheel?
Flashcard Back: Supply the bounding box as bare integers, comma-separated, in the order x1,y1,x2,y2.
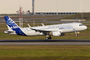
48,36,52,39
45,35,52,39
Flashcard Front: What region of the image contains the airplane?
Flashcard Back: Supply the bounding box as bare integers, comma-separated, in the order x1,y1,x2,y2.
4,16,87,39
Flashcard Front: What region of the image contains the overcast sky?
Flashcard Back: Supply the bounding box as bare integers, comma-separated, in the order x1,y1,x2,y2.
0,0,90,14
0,0,32,14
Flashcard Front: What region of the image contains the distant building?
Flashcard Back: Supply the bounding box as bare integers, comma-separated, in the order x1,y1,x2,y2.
1,0,90,14
34,0,90,15
17,11,77,15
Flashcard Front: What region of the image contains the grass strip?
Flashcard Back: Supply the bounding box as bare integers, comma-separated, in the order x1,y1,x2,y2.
0,45,90,60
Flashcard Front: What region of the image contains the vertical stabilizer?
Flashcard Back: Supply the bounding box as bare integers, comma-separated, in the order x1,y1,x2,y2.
4,16,26,36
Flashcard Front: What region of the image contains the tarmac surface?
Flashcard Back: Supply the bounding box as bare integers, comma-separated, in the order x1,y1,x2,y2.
0,39,90,45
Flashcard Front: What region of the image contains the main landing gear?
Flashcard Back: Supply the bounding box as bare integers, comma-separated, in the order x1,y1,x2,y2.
45,35,52,39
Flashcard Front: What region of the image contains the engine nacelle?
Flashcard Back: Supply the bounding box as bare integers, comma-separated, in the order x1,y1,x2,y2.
52,31,65,36
52,31,61,36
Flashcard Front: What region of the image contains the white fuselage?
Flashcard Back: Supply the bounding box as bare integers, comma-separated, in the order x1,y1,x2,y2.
19,23,87,36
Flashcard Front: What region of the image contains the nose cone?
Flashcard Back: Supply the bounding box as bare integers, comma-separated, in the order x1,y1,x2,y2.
84,26,87,30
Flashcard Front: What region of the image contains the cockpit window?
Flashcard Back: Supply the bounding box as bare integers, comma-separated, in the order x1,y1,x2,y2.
79,24,84,26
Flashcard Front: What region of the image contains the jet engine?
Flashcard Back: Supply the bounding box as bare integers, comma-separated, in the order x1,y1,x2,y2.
52,31,65,36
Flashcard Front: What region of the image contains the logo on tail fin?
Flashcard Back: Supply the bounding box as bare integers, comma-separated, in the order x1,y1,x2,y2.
4,16,26,36
5,16,19,29
7,18,14,25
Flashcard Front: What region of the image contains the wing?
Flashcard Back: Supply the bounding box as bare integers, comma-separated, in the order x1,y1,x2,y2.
30,27,54,35
30,27,51,32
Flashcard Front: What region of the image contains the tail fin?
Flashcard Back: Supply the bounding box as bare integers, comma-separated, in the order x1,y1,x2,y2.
4,16,19,29
4,16,26,36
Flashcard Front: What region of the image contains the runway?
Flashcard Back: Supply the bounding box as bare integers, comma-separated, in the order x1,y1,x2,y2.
0,39,90,45
0,42,90,45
